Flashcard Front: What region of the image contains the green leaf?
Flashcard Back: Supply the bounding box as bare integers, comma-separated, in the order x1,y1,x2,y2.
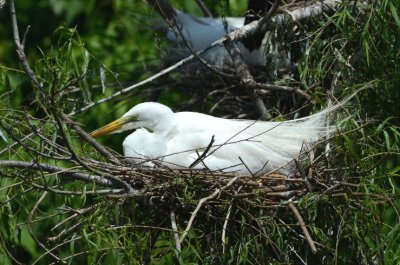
0,129,7,142
389,2,400,29
388,165,400,176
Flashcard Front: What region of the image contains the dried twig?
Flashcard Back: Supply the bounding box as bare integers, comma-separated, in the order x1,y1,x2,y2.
189,135,215,168
9,0,41,88
179,176,240,245
170,211,181,252
254,83,311,100
195,0,213,17
222,201,233,254
0,160,112,186
27,191,65,263
62,114,120,163
288,201,317,254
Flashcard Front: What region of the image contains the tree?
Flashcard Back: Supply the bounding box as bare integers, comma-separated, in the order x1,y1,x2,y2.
0,0,399,264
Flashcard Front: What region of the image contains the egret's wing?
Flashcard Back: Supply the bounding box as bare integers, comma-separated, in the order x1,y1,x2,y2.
166,111,331,174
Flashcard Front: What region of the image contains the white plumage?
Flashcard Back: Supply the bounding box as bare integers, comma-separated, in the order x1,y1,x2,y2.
90,102,338,176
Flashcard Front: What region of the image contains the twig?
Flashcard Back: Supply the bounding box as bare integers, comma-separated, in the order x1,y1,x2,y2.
170,211,181,252
179,176,240,245
0,132,35,156
222,201,233,254
238,156,255,178
31,183,124,196
147,0,176,21
306,143,315,180
62,114,120,163
288,201,317,254
189,135,215,168
32,235,83,265
195,0,213,17
69,51,204,115
9,0,41,88
254,83,311,100
0,160,112,186
54,112,135,194
50,204,100,233
27,191,65,263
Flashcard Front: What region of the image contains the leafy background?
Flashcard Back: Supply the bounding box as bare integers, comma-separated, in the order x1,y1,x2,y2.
0,0,399,264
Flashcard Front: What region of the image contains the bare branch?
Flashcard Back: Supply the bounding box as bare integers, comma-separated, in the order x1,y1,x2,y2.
288,201,318,254
62,114,120,163
195,0,213,17
179,176,240,245
254,83,312,101
0,160,112,186
27,191,65,263
170,211,181,252
9,0,41,88
189,135,215,168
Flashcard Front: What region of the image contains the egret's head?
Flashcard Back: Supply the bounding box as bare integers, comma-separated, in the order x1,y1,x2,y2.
90,102,173,138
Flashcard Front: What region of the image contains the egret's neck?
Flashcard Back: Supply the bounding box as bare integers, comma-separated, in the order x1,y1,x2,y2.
146,115,175,136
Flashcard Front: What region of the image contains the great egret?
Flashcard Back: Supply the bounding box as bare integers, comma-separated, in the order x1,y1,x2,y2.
90,102,336,176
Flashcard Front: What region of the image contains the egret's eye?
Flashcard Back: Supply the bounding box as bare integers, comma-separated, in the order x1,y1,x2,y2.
123,114,139,123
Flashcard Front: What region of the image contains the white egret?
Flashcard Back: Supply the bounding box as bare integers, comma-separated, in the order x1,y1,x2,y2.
90,102,337,176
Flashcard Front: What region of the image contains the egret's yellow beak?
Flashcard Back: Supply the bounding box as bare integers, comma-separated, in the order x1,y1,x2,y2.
90,114,139,138
90,118,125,138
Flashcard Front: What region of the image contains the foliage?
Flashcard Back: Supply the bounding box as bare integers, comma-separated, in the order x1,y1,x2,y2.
0,0,399,264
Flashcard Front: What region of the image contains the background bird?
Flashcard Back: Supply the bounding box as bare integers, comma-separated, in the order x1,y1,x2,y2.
163,11,267,66
90,102,339,176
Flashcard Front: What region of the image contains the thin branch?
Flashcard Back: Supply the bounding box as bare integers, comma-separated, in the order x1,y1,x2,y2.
0,160,112,186
288,201,318,254
62,114,120,163
189,135,215,168
50,203,100,233
179,176,240,245
195,0,213,17
147,0,176,21
222,201,233,254
170,211,181,252
31,183,124,196
9,0,41,88
254,83,311,100
27,191,65,263
53,112,135,194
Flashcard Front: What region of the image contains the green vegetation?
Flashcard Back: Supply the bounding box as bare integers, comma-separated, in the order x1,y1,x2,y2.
0,0,399,264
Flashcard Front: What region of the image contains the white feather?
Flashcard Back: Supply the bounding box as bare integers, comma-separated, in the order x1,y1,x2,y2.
118,102,341,176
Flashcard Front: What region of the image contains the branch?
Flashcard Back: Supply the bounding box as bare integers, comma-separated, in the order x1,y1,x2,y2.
27,191,65,264
229,0,340,42
179,176,239,245
222,201,233,254
189,135,215,168
9,0,41,88
288,201,318,254
170,211,181,252
62,114,120,164
195,0,212,17
146,0,176,21
0,160,112,186
71,0,340,115
254,83,311,100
